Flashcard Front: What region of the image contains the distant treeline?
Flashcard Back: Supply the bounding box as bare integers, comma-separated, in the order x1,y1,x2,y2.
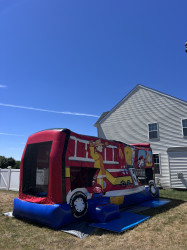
0,156,21,169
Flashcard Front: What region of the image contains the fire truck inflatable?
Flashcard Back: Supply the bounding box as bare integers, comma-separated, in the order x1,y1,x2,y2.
13,129,158,229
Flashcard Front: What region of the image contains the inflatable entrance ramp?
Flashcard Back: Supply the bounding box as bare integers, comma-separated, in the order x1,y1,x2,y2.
90,211,150,233
89,198,170,233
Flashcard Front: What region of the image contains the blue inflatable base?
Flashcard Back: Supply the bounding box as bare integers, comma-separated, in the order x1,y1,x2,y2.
90,211,150,233
88,203,120,223
120,187,159,208
12,188,162,231
13,198,75,229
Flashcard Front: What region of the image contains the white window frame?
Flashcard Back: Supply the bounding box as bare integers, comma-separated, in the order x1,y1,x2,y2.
182,118,187,137
148,122,159,140
153,153,161,175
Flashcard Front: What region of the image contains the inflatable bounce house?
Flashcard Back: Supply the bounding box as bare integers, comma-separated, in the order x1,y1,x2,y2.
13,129,169,232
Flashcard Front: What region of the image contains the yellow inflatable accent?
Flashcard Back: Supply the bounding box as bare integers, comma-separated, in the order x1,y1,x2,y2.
110,196,124,205
65,167,70,178
146,163,152,167
124,146,133,165
146,151,152,167
105,170,132,185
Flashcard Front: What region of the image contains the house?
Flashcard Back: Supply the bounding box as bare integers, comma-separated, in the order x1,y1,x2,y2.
94,85,187,189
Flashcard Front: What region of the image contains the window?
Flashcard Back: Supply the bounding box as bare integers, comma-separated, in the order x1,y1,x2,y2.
134,168,153,185
22,141,52,197
182,119,187,137
148,123,159,139
70,167,98,190
153,154,160,174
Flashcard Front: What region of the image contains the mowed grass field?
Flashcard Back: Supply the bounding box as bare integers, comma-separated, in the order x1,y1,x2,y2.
0,189,186,250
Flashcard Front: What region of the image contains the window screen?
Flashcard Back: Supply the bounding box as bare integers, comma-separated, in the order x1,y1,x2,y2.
70,167,97,190
134,168,153,185
148,123,158,139
153,154,160,174
22,141,52,197
182,119,187,136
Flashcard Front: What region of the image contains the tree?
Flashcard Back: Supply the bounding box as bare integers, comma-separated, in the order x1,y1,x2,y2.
0,156,8,168
14,161,21,169
7,157,16,168
0,155,20,169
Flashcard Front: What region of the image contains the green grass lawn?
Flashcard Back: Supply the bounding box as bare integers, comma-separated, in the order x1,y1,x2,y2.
159,188,187,201
0,189,186,250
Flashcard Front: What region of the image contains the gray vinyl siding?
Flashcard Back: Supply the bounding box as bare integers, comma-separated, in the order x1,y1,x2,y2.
97,87,187,188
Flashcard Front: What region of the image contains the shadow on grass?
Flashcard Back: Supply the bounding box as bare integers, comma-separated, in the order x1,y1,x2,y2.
138,198,186,217
12,216,54,231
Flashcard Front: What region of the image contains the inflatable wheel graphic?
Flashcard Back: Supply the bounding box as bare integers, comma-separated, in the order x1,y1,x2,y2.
70,192,88,218
149,183,157,197
121,181,126,187
127,180,131,187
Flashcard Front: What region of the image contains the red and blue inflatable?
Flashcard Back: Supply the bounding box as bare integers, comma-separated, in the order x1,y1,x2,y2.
13,129,160,230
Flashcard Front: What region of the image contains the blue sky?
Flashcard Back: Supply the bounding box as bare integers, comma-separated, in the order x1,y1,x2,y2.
0,0,187,160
